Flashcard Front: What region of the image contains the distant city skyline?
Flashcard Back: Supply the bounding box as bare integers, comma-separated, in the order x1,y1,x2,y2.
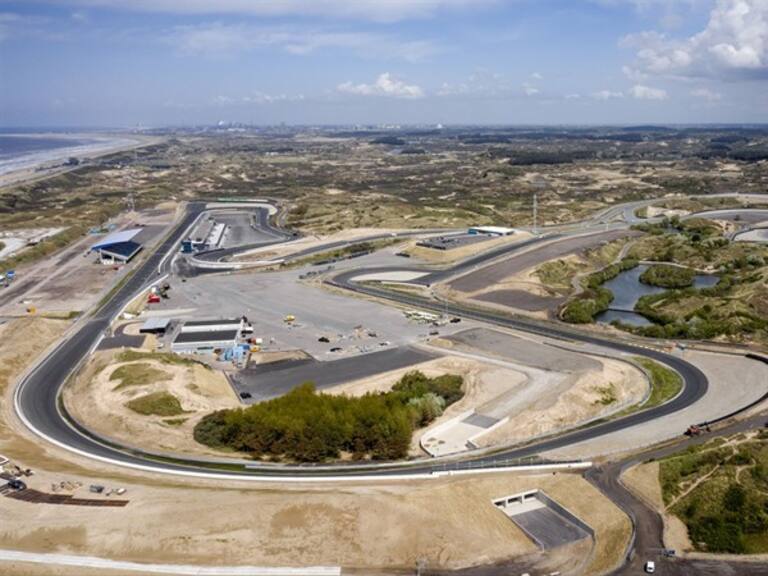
1,0,766,127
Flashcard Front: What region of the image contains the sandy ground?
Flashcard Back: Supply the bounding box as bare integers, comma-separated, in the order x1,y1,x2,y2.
473,356,646,449
0,316,104,480
0,268,633,575
0,467,629,573
326,355,528,455
62,350,239,457
0,204,177,317
327,345,646,457
622,461,693,553
623,462,663,509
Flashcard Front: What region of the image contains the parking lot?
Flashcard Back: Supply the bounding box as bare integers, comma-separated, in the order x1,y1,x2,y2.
152,253,474,359
416,233,494,251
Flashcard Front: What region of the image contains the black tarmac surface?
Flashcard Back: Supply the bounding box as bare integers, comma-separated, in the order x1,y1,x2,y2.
230,346,436,402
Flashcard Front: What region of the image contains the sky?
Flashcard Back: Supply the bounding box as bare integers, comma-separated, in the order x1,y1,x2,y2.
0,0,766,127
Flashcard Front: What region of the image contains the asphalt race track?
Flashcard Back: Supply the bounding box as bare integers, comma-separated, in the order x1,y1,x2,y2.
14,201,712,479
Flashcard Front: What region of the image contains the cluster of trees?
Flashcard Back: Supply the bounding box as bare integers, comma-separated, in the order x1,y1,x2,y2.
632,216,722,243
193,371,464,462
504,150,595,166
686,482,768,553
639,264,696,288
561,258,638,324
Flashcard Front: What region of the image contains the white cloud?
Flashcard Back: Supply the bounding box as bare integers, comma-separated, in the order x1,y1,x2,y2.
43,0,493,22
691,87,723,100
437,70,513,97
565,93,582,99
164,23,439,62
623,0,768,80
215,92,305,105
531,72,543,80
337,73,424,99
592,90,625,100
630,84,668,99
0,12,20,42
522,82,540,96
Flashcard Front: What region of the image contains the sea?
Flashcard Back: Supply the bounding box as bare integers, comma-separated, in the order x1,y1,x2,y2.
0,130,137,177
0,134,97,160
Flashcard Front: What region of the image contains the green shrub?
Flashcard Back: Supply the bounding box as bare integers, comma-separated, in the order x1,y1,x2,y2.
640,264,696,288
561,258,638,324
690,516,745,553
193,371,464,462
126,391,185,416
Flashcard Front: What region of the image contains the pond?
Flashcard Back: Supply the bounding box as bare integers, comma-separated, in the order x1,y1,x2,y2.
595,264,719,327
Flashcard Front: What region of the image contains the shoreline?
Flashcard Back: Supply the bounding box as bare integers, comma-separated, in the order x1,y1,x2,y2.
0,132,162,189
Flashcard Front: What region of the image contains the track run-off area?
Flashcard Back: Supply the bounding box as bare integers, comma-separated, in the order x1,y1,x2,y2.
13,195,768,481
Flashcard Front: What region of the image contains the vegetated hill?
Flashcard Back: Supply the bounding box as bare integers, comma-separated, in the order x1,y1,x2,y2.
661,431,768,554
561,216,768,342
193,371,464,462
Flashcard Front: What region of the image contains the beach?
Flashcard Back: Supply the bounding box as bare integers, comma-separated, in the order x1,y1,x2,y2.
0,132,160,188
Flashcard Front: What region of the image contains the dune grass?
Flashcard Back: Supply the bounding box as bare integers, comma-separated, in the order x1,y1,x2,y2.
126,391,185,416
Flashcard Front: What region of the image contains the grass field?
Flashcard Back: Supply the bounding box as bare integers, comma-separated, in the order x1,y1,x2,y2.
632,357,683,409
117,349,206,368
110,362,171,391
126,391,186,417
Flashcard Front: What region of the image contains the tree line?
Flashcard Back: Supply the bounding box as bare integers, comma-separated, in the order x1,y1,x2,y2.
194,371,464,462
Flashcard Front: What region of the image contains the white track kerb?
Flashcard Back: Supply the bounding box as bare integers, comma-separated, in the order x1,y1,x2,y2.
12,201,595,483
0,549,341,576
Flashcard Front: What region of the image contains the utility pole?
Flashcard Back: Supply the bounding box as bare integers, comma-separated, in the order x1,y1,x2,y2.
532,191,538,234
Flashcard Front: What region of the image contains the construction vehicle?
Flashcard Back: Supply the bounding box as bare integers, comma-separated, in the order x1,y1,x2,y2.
684,424,709,437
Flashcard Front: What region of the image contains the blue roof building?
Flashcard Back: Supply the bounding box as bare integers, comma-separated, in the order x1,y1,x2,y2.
91,228,143,263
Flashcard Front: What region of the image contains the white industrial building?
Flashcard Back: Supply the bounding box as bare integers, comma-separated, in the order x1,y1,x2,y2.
468,226,515,237
180,318,244,333
170,318,246,354
171,329,239,354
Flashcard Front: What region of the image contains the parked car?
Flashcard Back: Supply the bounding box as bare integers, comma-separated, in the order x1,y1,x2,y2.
644,561,655,573
239,391,252,400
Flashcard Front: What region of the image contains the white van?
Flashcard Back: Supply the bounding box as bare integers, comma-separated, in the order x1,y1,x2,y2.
644,560,656,573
